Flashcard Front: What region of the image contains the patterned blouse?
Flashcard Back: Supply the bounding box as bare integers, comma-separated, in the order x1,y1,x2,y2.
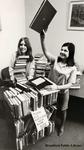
48,59,77,85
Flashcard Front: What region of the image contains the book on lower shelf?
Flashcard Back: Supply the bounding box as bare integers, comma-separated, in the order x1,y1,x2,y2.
29,0,57,33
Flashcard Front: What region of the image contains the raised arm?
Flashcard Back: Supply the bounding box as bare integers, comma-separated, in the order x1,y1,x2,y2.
40,30,55,63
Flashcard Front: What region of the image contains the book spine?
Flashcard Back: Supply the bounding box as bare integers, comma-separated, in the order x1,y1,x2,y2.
9,87,19,96
17,94,29,116
16,83,28,92
14,119,24,138
16,136,25,150
37,128,45,140
24,132,29,146
30,91,38,111
4,91,15,115
38,93,43,108
51,92,58,104
14,97,23,119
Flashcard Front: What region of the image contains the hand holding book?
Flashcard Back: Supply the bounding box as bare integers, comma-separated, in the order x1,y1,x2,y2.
40,30,46,40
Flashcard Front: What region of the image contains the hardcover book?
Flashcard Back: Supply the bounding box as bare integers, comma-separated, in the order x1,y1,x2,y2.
29,76,53,90
29,0,57,33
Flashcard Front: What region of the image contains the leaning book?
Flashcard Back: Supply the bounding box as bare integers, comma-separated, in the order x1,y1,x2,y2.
29,0,57,33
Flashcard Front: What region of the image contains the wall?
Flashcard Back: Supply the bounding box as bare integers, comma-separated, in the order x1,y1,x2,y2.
0,0,26,70
25,0,84,71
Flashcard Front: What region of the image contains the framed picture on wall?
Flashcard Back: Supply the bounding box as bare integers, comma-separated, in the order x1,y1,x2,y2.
0,17,2,31
68,1,84,31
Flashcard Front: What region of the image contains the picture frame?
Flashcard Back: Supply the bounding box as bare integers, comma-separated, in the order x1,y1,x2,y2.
68,1,84,31
0,17,2,31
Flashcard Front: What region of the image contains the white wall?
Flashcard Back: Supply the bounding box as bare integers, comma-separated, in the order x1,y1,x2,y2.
0,0,26,70
25,0,84,71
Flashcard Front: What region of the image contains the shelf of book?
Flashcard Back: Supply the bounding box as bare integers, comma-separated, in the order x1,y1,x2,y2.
3,77,58,150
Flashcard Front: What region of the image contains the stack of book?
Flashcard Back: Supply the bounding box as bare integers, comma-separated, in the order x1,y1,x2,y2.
4,88,29,118
34,54,50,77
34,53,44,62
15,114,35,149
35,60,50,77
14,55,29,84
15,119,55,149
29,120,55,144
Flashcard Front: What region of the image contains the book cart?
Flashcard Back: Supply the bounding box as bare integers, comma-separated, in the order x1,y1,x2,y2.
3,77,59,150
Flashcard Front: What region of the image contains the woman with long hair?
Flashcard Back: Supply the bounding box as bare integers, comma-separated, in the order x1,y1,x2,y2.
9,37,35,83
40,31,77,136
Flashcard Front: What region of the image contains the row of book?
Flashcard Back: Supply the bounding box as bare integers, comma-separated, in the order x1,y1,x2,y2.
14,105,57,150
14,104,57,138
4,82,58,119
4,87,38,118
14,114,35,137
16,120,55,150
40,90,58,107
14,73,28,85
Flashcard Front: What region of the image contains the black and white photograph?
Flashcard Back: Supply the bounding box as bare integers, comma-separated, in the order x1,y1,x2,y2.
0,0,84,150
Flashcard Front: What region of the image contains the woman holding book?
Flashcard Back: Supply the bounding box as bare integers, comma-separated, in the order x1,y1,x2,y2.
9,37,35,83
40,30,77,136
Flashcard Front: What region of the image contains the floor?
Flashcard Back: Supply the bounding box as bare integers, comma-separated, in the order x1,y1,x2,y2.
0,117,84,150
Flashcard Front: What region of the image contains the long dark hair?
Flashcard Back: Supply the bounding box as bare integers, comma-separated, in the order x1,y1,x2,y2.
16,37,33,62
57,42,75,66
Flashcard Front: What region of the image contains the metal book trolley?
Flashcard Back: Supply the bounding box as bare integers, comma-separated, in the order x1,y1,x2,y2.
3,76,59,150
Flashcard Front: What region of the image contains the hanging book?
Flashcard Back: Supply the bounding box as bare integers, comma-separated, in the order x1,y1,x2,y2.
29,0,57,33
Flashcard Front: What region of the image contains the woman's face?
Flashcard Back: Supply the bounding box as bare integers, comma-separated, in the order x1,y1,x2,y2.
59,46,69,59
19,40,27,54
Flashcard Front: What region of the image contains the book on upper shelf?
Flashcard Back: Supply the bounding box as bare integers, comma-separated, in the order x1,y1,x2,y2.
29,0,57,33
